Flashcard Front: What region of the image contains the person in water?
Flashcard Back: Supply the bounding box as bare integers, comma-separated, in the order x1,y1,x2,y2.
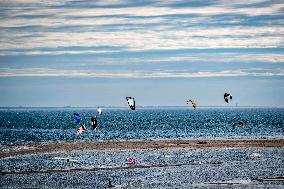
91,116,98,130
77,124,86,135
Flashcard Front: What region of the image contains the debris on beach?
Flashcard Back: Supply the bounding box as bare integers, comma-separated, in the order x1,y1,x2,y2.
196,179,253,186
186,100,197,110
50,157,80,163
160,153,172,158
107,179,114,188
126,97,135,110
74,113,81,124
190,160,223,165
254,176,284,182
224,93,233,103
127,157,137,164
77,124,86,135
91,116,98,130
107,179,129,189
97,107,102,115
197,141,208,144
247,152,262,158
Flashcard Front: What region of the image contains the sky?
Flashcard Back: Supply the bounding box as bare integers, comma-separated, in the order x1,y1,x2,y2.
0,0,283,107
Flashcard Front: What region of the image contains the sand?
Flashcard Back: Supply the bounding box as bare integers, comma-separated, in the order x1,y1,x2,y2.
1,140,284,188
1,138,283,158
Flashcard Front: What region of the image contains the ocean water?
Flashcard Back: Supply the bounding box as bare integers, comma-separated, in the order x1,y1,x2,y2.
0,107,283,144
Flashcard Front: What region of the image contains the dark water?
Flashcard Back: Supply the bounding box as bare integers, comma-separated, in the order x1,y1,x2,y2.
0,108,283,144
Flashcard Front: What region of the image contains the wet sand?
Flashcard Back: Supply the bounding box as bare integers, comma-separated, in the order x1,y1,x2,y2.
0,161,223,175
1,138,283,158
1,141,284,188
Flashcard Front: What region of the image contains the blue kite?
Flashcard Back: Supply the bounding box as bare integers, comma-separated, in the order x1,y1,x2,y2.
74,113,81,124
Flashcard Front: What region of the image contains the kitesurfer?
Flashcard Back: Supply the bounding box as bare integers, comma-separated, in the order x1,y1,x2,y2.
91,116,98,130
77,124,86,135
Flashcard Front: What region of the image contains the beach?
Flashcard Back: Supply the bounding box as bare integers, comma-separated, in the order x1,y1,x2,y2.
1,138,284,158
1,139,284,188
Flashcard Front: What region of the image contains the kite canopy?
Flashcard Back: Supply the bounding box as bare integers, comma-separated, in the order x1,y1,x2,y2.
127,157,137,164
74,113,81,124
91,116,98,130
126,97,135,110
97,108,102,115
234,121,244,128
224,93,233,103
187,100,197,110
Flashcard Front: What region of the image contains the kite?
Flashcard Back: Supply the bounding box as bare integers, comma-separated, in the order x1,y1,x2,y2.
126,97,135,110
186,100,197,110
224,93,233,103
233,121,244,128
127,157,137,164
97,107,102,115
74,113,81,124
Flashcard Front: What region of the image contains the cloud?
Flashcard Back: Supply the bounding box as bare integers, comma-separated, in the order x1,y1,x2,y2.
0,68,283,78
0,26,283,55
146,53,284,64
0,50,120,56
0,0,283,56
22,2,282,17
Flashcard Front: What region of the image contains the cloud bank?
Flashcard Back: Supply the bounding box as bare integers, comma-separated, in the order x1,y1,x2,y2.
0,0,283,78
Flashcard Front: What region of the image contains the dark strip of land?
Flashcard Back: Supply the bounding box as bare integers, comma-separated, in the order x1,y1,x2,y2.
1,139,283,158
0,161,222,175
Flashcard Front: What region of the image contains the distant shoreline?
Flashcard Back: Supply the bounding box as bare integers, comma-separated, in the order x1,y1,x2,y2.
1,106,283,109
1,139,283,158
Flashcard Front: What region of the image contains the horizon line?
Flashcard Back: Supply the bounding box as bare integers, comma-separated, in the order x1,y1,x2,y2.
0,105,283,109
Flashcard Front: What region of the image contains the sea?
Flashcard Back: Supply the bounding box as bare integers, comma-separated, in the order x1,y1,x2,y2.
0,107,283,144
